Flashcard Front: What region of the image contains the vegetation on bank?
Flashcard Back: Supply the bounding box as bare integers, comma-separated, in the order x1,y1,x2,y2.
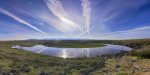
0,41,104,75
42,41,105,48
99,39,150,49
131,45,150,59
0,39,150,75
1,40,105,48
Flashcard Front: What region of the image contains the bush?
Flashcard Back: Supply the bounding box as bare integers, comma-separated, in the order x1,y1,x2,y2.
132,50,150,58
39,71,51,75
117,72,128,75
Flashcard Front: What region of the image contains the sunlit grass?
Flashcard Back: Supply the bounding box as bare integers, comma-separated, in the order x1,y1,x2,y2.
0,39,150,75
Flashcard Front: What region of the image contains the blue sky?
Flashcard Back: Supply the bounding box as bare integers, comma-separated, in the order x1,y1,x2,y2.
0,0,150,40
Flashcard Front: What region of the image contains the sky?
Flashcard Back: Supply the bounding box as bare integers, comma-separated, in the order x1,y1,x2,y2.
0,0,150,40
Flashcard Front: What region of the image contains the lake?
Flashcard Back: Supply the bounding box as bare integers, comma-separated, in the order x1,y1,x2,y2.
12,44,133,58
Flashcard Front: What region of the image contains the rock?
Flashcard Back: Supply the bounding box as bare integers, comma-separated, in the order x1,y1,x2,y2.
116,65,120,68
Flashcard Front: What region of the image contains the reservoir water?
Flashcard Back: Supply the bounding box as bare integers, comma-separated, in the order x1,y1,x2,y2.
12,44,132,58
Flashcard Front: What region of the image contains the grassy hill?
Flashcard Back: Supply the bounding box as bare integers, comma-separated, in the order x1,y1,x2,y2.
0,41,104,75
0,39,150,75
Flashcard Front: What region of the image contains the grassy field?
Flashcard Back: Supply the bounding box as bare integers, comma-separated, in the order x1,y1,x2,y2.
0,39,150,75
42,41,105,48
98,39,150,49
2,40,105,48
0,41,105,75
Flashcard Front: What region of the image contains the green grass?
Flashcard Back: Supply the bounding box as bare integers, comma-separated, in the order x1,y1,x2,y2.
131,46,150,58
3,40,105,48
0,41,104,75
0,39,150,75
41,40,105,48
43,42,105,48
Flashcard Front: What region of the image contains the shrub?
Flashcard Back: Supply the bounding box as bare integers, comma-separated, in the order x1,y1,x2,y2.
132,50,150,58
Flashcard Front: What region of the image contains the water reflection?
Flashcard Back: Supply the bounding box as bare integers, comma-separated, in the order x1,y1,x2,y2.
12,44,133,58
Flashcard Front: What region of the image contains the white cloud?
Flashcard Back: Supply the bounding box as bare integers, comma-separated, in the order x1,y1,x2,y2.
90,26,150,40
0,8,47,34
81,0,91,35
44,0,81,33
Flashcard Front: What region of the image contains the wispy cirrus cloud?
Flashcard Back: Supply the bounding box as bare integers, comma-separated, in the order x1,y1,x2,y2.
76,0,92,38
44,0,80,33
81,0,91,35
0,0,150,40
0,8,47,34
89,26,150,40
90,0,150,34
